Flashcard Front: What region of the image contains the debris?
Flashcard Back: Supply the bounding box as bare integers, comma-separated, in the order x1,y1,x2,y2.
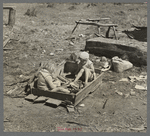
79,34,85,37
112,56,133,73
33,96,48,103
130,125,146,131
4,118,10,122
124,93,130,98
115,90,123,96
79,104,85,107
7,86,18,95
128,76,136,82
66,105,75,113
50,52,54,56
55,48,64,51
66,121,89,127
135,85,147,90
130,89,136,96
102,99,108,109
69,41,74,46
119,78,129,82
3,38,10,48
25,94,38,101
45,98,62,107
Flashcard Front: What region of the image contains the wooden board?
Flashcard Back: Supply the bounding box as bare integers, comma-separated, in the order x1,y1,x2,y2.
31,69,103,106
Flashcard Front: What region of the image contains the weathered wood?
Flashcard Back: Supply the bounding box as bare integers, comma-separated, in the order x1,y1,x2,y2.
75,21,118,27
85,37,147,66
3,6,16,26
3,38,10,48
45,98,62,106
25,94,38,101
113,26,118,40
86,18,110,21
74,72,103,106
32,88,75,104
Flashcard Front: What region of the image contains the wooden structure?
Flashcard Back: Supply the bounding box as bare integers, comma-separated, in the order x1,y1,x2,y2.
29,68,103,107
3,6,16,26
72,19,118,40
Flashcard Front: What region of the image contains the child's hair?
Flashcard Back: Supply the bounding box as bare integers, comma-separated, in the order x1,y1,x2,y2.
40,61,55,74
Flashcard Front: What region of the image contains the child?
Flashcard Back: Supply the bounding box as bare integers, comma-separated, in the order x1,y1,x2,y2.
70,51,96,87
28,61,70,94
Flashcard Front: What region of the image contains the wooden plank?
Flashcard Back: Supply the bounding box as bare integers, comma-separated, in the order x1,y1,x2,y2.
25,94,38,101
45,98,62,106
3,6,16,10
32,88,75,104
74,72,104,106
33,96,48,103
75,21,118,27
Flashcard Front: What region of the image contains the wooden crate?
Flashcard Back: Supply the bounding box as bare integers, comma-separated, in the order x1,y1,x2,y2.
31,69,103,106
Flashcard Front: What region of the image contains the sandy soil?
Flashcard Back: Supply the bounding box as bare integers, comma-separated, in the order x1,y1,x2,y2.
3,3,147,132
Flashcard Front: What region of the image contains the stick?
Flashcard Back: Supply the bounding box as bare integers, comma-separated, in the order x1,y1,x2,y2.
72,21,79,34
102,99,108,109
3,38,10,48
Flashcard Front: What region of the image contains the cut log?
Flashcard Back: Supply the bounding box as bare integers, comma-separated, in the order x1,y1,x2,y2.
85,37,147,66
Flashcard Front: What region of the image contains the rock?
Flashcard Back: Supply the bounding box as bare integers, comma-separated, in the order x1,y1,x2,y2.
50,53,54,56
115,90,123,96
130,90,136,96
112,56,133,73
69,41,74,46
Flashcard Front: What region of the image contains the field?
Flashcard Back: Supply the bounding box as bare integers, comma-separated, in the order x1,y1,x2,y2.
3,3,147,132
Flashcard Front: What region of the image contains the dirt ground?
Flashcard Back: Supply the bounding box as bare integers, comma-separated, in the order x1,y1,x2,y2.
3,3,147,132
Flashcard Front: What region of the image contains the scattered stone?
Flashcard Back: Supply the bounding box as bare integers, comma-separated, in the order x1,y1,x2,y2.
119,78,129,82
115,90,123,96
124,93,130,98
112,56,133,73
50,53,54,56
130,90,136,96
55,48,64,51
135,85,147,90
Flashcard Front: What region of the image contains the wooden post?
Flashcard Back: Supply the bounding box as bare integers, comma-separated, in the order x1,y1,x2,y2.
8,8,16,26
3,6,16,26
